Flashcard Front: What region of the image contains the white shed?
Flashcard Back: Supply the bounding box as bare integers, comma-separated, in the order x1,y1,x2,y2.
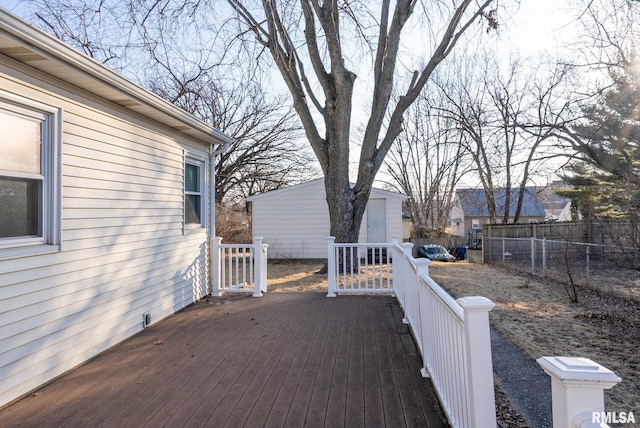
246,179,407,259
0,9,232,407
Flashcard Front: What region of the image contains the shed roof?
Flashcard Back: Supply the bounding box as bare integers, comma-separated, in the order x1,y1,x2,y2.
456,187,546,217
246,178,407,202
0,7,233,146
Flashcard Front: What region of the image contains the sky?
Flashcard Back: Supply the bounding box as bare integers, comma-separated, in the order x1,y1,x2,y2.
0,0,589,188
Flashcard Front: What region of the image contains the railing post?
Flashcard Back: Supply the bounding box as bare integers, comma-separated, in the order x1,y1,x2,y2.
457,296,497,428
327,236,337,297
401,242,414,324
537,357,621,428
415,256,430,278
252,237,264,297
413,257,430,378
261,242,269,292
391,239,404,305
212,237,223,297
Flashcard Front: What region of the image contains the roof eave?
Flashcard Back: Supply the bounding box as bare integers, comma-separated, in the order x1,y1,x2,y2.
0,8,233,146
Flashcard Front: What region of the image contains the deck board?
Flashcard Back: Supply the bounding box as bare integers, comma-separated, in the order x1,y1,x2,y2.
0,292,449,427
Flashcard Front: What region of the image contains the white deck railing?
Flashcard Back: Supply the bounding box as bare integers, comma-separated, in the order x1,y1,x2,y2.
391,239,497,428
328,237,622,428
326,236,495,427
326,237,393,297
212,237,268,297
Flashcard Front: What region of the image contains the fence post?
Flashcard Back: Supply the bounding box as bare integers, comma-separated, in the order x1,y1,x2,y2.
537,356,621,428
457,296,497,428
252,237,264,297
212,237,223,297
531,237,536,275
327,236,337,297
399,242,414,321
586,245,590,283
542,238,547,277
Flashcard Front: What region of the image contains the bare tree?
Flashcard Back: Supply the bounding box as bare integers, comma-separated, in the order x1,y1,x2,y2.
433,53,573,224
23,0,318,205
226,0,499,245
149,73,317,204
383,90,471,236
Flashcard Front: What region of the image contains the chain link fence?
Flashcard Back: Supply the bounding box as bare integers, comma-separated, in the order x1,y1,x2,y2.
483,237,640,298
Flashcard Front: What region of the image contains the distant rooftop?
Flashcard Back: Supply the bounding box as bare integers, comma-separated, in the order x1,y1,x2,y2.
456,187,546,217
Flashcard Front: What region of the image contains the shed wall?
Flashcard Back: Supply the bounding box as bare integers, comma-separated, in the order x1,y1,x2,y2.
250,180,405,259
0,57,210,407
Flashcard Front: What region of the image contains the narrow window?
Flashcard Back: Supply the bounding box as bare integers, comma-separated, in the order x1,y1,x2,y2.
0,96,58,252
184,159,204,226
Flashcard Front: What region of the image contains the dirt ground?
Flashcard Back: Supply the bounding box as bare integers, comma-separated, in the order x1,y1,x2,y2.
264,257,640,426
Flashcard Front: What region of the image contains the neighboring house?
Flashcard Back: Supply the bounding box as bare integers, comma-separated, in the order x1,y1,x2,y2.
246,179,407,258
449,188,546,245
0,9,232,408
536,182,573,222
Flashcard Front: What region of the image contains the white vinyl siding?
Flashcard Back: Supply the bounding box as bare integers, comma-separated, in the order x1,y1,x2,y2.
0,60,211,407
249,179,406,259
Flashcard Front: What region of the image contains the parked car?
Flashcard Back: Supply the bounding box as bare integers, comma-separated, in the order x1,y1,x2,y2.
417,244,456,262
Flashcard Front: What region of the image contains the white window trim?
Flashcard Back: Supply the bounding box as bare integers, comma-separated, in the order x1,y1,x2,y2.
0,91,61,260
471,219,480,229
184,153,208,232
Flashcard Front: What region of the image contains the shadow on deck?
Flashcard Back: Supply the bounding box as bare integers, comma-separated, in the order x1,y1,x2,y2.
0,292,449,427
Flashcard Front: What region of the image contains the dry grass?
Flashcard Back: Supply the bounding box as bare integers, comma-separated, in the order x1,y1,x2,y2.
428,260,640,415
267,260,328,292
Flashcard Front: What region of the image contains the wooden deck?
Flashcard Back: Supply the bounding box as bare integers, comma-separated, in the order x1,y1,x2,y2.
0,292,449,427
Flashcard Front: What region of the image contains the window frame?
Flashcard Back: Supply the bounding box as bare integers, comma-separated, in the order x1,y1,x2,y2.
0,91,61,258
184,153,207,231
471,218,480,229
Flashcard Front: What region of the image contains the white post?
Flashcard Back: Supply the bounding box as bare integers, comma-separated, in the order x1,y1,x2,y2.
327,236,337,297
414,257,430,378
400,242,414,321
537,356,621,428
391,238,404,309
260,243,269,292
212,237,223,297
253,237,264,297
415,256,430,278
457,296,497,428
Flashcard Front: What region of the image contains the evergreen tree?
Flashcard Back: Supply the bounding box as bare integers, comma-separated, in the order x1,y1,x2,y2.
561,52,640,219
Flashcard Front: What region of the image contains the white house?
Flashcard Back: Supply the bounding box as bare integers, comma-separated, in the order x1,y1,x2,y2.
247,179,407,258
0,9,232,408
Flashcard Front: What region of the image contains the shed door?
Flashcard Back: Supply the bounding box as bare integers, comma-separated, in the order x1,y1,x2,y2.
367,199,387,242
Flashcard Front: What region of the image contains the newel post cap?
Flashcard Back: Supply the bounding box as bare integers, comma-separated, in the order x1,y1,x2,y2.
537,356,621,388
457,296,495,312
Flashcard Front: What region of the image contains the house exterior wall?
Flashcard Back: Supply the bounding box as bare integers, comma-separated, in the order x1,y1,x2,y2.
0,57,211,407
249,180,405,259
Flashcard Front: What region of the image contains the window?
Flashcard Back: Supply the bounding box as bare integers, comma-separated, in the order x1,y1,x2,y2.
184,156,206,227
0,94,59,253
471,219,480,229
